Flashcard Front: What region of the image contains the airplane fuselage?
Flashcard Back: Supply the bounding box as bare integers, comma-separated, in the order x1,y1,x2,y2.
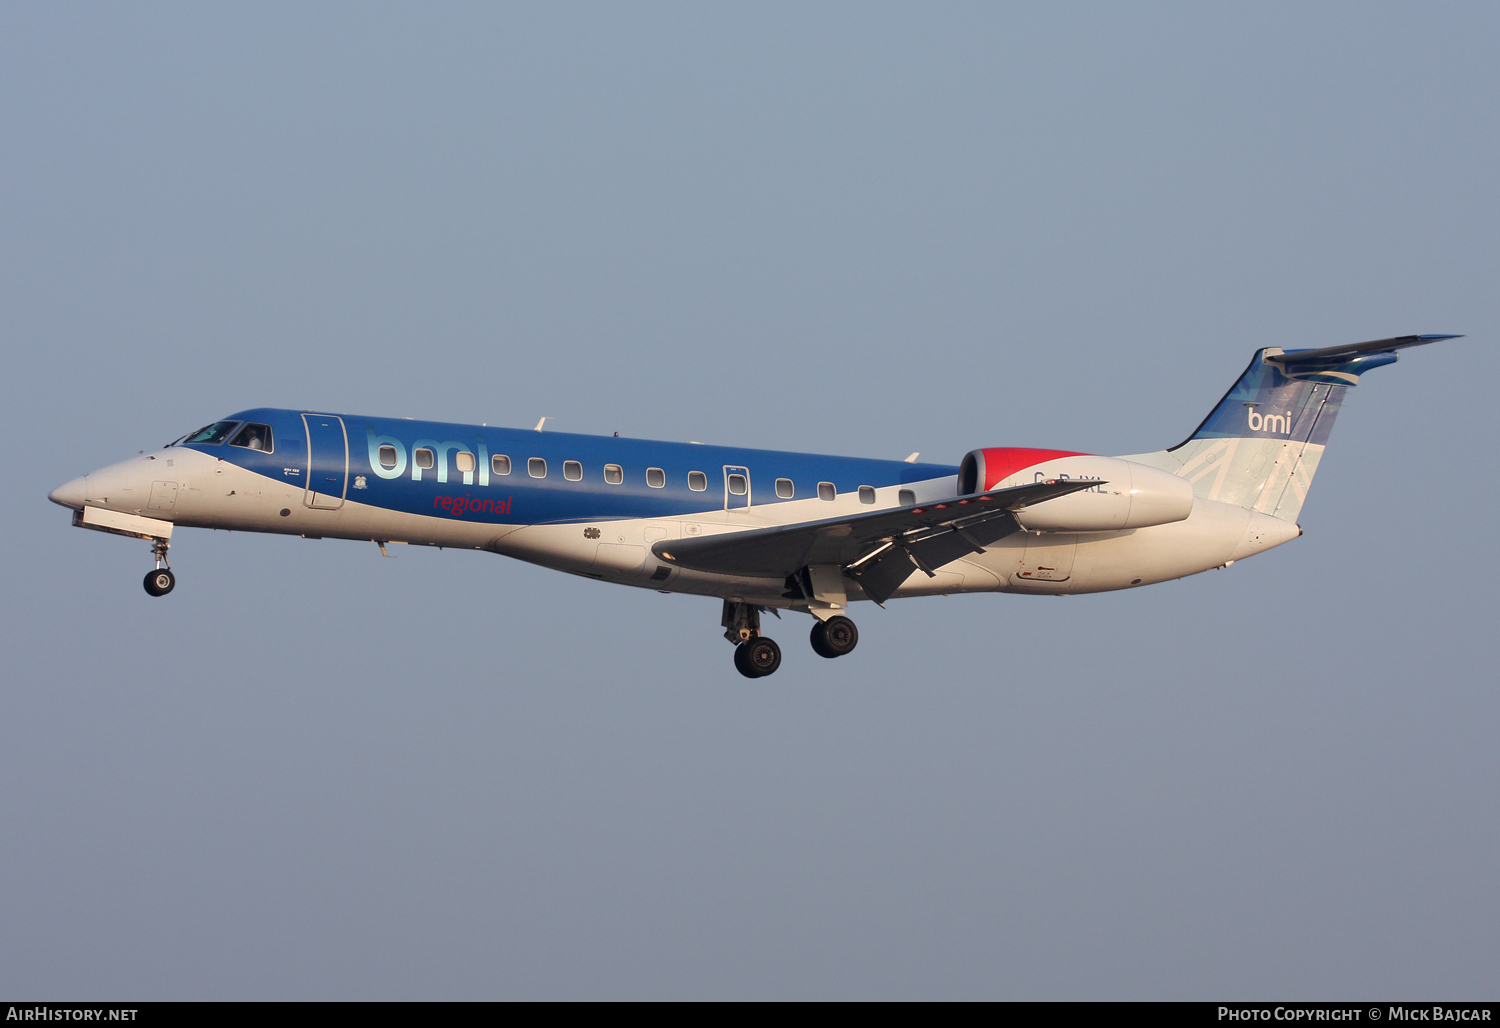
53,407,1293,609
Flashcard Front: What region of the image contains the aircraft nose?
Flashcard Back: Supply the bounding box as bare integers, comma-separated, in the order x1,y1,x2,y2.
49,475,88,510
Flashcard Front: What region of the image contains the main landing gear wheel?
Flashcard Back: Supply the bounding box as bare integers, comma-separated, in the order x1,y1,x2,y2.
143,568,176,597
810,615,858,658
735,637,782,678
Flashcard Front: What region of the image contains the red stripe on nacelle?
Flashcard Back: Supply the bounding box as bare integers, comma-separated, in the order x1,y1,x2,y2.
978,448,1087,491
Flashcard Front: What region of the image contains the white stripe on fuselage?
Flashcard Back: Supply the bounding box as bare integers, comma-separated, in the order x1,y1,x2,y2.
75,446,1297,606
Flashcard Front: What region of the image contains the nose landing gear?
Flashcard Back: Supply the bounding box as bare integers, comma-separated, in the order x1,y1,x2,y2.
144,568,176,596
143,538,174,597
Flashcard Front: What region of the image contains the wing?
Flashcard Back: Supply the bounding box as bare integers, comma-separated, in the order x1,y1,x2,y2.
651,478,1103,604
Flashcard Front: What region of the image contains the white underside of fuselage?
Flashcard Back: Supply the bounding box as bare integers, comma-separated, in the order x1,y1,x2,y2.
68,446,1300,609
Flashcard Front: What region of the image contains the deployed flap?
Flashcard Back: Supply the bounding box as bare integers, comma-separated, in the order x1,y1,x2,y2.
650,478,1102,600
847,527,993,605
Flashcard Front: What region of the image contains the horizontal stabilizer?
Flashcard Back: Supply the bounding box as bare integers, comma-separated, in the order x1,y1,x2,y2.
1267,334,1461,366
652,477,1102,602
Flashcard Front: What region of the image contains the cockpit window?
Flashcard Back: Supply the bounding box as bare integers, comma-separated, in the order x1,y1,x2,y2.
185,421,241,445
228,423,274,453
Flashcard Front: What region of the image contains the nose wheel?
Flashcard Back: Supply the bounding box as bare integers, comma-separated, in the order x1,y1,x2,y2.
143,538,174,597
144,568,176,596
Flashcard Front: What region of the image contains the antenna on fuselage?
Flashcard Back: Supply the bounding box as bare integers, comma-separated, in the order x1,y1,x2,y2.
534,417,552,432
904,452,919,463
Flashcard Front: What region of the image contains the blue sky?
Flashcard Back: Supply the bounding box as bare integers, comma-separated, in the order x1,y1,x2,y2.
2,2,1496,998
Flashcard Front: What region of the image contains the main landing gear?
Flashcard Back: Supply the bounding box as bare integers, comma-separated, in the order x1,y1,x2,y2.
810,615,858,659
143,538,175,597
722,601,859,677
724,601,781,678
734,637,782,678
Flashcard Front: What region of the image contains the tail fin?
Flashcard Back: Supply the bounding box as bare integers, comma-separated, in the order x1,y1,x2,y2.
1124,335,1460,523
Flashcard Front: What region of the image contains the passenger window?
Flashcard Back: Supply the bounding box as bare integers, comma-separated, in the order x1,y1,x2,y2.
688,471,707,491
415,448,435,470
646,467,666,488
228,423,274,453
563,460,583,481
858,486,876,504
454,451,476,474
378,445,399,469
818,482,836,501
604,464,623,485
492,454,511,476
528,457,547,478
186,421,240,445
899,488,915,506
727,474,747,495
776,478,794,499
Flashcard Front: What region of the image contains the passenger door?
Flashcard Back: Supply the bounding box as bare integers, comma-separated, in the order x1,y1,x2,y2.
302,414,348,510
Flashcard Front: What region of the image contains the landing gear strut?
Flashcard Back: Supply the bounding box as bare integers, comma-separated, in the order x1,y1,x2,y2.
723,600,782,678
143,538,174,597
810,615,858,658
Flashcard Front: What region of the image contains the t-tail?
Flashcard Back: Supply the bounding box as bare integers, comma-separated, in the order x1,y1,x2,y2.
1126,335,1461,523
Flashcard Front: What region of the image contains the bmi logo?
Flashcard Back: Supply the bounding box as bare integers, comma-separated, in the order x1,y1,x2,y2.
1246,404,1291,435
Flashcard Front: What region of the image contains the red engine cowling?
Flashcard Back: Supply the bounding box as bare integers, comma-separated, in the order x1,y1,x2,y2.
957,447,1194,532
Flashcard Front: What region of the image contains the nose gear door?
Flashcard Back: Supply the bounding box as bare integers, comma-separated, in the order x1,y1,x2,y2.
302,414,348,510
723,465,750,510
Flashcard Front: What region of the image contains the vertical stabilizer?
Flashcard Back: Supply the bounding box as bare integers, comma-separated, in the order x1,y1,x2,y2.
1120,335,1459,523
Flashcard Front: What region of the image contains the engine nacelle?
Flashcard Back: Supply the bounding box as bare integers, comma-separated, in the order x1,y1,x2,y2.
957,447,1194,532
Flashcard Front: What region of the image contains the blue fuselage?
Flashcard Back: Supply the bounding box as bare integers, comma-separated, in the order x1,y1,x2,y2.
202,408,957,525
